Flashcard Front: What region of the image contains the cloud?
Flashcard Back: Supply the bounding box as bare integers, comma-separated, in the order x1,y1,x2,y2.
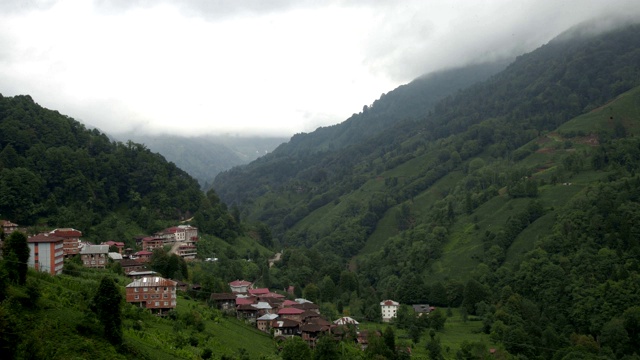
0,0,639,137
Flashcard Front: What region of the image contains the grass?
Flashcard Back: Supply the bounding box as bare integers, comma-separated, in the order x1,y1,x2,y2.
358,308,493,360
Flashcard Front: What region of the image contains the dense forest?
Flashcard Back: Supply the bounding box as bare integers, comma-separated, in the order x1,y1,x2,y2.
0,95,248,246
212,22,640,359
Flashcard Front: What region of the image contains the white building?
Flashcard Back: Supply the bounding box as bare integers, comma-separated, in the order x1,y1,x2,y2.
380,299,400,322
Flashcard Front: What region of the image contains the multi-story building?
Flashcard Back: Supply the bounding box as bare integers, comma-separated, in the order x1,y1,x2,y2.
50,228,82,257
1,220,18,235
380,299,400,322
141,236,164,252
27,233,65,275
80,244,109,268
155,225,198,244
125,276,177,315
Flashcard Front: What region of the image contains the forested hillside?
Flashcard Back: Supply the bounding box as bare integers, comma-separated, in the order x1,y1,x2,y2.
0,95,242,244
213,22,640,358
119,133,287,188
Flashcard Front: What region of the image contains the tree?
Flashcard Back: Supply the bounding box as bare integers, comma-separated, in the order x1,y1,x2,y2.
314,334,339,360
2,231,30,285
383,326,396,353
426,336,444,360
92,277,123,345
304,283,320,303
281,337,312,360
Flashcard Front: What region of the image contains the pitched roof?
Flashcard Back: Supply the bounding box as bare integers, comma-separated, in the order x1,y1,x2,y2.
278,307,305,315
282,300,298,307
257,314,279,321
50,228,82,237
271,319,300,328
248,288,270,295
126,276,177,288
28,233,64,243
236,297,256,305
380,299,399,306
229,279,252,287
292,302,319,310
334,316,359,325
80,244,109,254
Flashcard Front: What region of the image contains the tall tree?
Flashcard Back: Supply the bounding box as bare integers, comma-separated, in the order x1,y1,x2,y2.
2,231,30,285
92,277,123,345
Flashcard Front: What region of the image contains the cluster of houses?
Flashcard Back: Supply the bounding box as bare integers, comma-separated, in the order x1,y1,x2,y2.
210,279,363,347
0,219,199,276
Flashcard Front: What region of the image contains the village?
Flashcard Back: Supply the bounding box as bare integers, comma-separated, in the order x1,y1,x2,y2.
1,218,435,351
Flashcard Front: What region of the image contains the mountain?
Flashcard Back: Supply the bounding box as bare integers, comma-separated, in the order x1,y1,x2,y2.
117,133,287,188
211,22,640,358
0,95,245,245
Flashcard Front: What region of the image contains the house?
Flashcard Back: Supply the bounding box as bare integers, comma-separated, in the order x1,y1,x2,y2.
50,228,82,257
292,302,320,314
237,304,259,322
210,293,237,313
412,304,431,317
176,244,197,260
248,288,270,296
155,225,198,244
141,237,164,252
380,299,400,322
127,270,159,279
0,220,18,234
108,252,123,261
120,258,146,274
80,244,109,268
300,323,326,348
27,233,64,275
334,316,359,327
133,250,153,262
229,279,253,293
271,318,300,339
257,313,278,332
102,240,125,254
278,307,305,322
125,276,177,314
253,301,273,317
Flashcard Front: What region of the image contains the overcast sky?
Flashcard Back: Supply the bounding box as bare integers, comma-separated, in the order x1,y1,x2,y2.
1,0,638,137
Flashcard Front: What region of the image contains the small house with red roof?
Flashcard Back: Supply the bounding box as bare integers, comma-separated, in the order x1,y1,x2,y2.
278,307,305,322
102,240,125,254
248,288,270,296
229,279,253,293
257,313,278,332
134,250,153,262
27,233,64,275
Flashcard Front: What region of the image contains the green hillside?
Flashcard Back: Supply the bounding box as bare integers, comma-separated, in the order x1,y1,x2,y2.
213,23,640,359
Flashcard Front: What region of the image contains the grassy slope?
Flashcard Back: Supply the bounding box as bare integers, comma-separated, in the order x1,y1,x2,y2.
429,85,640,282
25,266,276,360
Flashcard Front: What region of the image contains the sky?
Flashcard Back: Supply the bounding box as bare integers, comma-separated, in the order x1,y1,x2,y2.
1,0,639,137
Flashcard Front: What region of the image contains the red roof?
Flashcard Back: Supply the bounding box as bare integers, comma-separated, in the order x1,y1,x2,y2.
278,308,304,315
282,300,298,307
236,297,255,305
28,233,64,243
229,280,252,287
248,288,270,295
135,250,153,255
50,228,82,237
103,241,125,247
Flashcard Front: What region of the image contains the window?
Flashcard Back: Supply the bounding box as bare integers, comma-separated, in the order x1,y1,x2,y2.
164,301,168,306
144,295,148,299
143,287,148,292
134,295,139,300
155,302,159,306
163,294,168,298
134,288,139,292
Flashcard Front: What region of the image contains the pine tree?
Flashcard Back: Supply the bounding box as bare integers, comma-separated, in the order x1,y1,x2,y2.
92,277,123,345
